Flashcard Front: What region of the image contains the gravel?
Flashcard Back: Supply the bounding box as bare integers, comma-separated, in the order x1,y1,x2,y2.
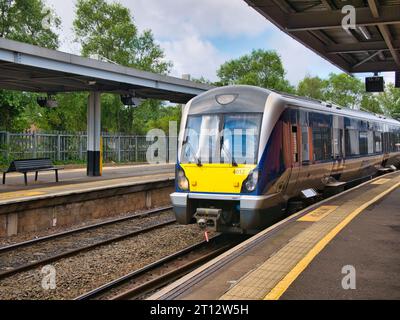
0,223,209,300
0,207,171,248
0,211,175,273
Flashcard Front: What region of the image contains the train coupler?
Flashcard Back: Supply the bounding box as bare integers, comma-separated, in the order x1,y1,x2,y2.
194,208,222,232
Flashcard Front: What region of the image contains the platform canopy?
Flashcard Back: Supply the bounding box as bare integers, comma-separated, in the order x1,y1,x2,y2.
0,38,211,103
244,0,400,73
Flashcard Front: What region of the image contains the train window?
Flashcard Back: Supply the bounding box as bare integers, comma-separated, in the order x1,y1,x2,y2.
374,132,382,153
333,128,343,158
312,127,332,161
222,114,262,164
396,133,400,151
383,132,390,153
292,126,299,163
345,129,360,156
367,131,374,154
181,115,220,164
301,126,310,162
359,132,368,155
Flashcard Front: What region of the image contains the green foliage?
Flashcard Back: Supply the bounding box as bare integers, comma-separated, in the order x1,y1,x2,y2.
0,90,38,131
0,0,60,49
323,73,364,109
376,83,400,119
145,105,182,134
217,49,294,93
72,0,174,134
296,76,327,101
27,93,88,131
73,0,171,73
296,73,387,114
0,0,61,131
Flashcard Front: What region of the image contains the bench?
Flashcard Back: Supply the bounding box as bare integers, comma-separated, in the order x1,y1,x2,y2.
1,158,64,186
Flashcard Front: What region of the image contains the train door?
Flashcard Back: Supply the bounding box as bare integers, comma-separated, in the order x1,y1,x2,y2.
331,129,345,179
297,125,313,186
330,116,344,180
284,123,301,197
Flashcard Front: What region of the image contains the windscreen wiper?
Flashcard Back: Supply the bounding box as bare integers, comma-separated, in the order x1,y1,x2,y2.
183,139,203,167
220,138,238,167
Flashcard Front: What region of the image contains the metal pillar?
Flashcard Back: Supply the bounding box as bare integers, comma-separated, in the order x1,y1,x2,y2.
87,92,102,176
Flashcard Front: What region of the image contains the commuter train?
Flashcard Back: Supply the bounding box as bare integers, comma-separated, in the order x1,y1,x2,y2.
171,85,400,234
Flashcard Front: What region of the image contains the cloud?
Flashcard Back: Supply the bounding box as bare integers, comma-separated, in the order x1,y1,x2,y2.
161,36,227,81
119,0,270,40
48,0,397,87
264,29,340,85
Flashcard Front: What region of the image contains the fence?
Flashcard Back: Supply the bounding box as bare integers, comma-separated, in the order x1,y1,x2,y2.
0,131,177,164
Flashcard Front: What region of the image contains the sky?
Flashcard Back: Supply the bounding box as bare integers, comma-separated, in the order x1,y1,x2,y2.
46,0,395,86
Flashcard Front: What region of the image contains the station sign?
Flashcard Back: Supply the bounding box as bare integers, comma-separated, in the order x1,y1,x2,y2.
366,76,384,92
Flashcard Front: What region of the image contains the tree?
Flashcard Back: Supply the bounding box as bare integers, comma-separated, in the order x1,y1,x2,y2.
323,73,364,109
0,91,36,131
0,0,60,49
217,49,294,92
0,0,60,132
297,76,327,100
73,0,170,73
376,83,400,119
73,0,173,134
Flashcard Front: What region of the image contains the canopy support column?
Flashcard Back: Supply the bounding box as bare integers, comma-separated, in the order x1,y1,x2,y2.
87,91,102,176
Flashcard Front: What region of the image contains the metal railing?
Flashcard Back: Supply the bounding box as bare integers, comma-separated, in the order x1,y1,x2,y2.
0,131,177,164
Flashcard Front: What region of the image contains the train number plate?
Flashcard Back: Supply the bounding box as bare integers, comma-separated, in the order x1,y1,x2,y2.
298,206,338,222
234,169,247,175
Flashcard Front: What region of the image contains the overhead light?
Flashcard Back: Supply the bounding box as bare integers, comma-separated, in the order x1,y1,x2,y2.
358,26,371,40
88,80,97,86
216,94,238,105
37,95,58,108
120,94,142,106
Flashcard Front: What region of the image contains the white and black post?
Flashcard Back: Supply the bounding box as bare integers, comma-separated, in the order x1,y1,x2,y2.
87,92,102,176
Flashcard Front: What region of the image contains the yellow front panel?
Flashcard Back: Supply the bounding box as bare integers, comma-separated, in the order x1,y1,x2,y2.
180,163,256,194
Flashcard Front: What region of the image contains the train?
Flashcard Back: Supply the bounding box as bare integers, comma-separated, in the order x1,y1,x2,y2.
171,85,400,234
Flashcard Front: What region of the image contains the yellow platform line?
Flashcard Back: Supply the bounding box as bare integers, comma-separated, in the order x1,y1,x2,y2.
265,180,400,300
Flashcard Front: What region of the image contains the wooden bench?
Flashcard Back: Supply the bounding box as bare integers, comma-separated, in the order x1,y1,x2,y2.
1,158,64,186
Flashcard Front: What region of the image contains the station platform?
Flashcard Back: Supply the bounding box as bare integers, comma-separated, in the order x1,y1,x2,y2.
0,163,174,200
150,171,400,300
0,164,175,237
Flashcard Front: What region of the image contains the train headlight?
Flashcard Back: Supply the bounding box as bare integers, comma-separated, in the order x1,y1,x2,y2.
177,168,189,191
242,170,259,193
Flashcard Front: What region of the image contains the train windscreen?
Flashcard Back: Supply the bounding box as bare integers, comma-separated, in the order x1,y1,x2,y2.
181,113,262,165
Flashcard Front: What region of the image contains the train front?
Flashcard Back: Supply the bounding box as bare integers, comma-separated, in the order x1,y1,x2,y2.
171,85,278,234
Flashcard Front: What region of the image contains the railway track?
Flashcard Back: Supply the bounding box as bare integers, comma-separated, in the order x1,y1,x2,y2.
75,234,245,300
0,206,175,280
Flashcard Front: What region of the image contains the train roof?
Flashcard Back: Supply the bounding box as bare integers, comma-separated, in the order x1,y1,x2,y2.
193,85,400,126
274,90,400,126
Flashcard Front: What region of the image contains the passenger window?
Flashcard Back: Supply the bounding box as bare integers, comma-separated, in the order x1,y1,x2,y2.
312,127,332,161
291,126,299,163
301,126,310,162
367,132,374,154
333,128,343,158
359,132,368,155
374,132,382,153
345,129,360,156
